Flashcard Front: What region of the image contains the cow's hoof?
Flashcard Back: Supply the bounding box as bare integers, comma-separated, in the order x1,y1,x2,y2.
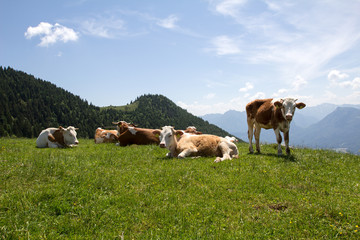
214,157,222,163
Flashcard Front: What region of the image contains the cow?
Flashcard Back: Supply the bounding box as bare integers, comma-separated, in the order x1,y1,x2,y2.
246,98,306,155
94,128,118,144
112,121,160,146
153,126,239,162
36,126,79,148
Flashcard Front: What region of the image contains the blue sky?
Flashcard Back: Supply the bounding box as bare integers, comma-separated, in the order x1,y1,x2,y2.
1,0,360,116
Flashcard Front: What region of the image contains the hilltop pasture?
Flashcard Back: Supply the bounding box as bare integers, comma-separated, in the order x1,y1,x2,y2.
0,138,359,239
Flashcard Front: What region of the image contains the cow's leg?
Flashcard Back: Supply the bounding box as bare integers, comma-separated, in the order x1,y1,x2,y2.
247,118,254,153
215,142,233,162
284,130,290,155
178,148,197,159
228,141,239,159
48,141,60,148
254,124,261,153
274,128,282,155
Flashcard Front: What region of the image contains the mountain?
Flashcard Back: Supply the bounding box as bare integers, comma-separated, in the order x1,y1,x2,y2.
0,66,230,138
100,94,232,138
292,107,360,154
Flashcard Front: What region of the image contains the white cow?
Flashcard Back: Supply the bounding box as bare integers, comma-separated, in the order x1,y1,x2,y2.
153,126,239,162
36,126,79,148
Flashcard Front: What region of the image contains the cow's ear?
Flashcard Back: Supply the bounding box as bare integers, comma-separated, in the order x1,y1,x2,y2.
296,102,306,109
59,126,64,131
175,130,184,137
274,101,283,108
196,131,202,135
112,121,119,125
153,130,161,137
75,128,79,130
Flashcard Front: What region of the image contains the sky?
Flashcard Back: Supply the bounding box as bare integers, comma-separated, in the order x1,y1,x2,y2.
1,0,360,116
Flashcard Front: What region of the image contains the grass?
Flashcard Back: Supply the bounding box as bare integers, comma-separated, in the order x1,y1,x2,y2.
0,138,359,239
100,101,139,112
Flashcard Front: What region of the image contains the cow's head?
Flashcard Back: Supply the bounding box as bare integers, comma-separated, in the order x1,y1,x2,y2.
112,121,137,133
273,98,306,121
60,126,79,146
184,126,202,135
153,126,183,149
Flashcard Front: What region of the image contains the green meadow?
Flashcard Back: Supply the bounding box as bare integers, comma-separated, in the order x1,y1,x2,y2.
0,138,359,239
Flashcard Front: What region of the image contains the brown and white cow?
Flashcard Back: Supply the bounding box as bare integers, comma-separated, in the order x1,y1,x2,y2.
36,126,79,148
246,98,306,155
112,121,159,146
153,126,239,162
94,128,118,144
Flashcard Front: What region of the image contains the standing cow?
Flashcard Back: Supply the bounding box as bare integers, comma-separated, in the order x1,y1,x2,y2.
36,126,79,148
246,98,306,155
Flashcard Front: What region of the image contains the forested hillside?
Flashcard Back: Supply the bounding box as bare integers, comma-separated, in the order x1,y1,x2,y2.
0,67,230,138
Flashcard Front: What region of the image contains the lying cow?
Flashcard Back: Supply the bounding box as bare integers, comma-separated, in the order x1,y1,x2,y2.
94,128,118,144
153,126,239,162
246,98,306,155
36,126,79,148
112,121,159,146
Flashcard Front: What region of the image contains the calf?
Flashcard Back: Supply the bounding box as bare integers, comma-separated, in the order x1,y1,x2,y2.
112,121,159,146
36,126,79,148
153,126,239,162
246,98,306,155
94,128,118,144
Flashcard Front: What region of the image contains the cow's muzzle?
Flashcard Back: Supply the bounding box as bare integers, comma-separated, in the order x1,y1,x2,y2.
286,114,293,121
159,143,166,148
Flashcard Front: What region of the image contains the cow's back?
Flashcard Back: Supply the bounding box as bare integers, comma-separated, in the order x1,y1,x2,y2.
178,134,223,157
118,128,159,146
36,128,57,148
246,99,276,127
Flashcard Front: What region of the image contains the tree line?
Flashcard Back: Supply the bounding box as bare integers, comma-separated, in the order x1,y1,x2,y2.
0,67,230,139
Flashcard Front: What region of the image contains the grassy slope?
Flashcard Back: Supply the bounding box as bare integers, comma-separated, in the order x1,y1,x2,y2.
0,138,359,239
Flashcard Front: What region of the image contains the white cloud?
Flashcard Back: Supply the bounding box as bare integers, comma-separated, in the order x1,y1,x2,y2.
327,70,360,89
210,35,241,55
80,17,125,38
157,15,179,29
208,1,360,82
292,75,307,90
239,82,253,92
25,22,79,47
249,92,266,100
272,88,288,98
328,70,349,83
204,93,216,99
215,0,247,17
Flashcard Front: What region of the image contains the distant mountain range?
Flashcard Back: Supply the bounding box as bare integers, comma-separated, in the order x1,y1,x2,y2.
202,104,360,154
